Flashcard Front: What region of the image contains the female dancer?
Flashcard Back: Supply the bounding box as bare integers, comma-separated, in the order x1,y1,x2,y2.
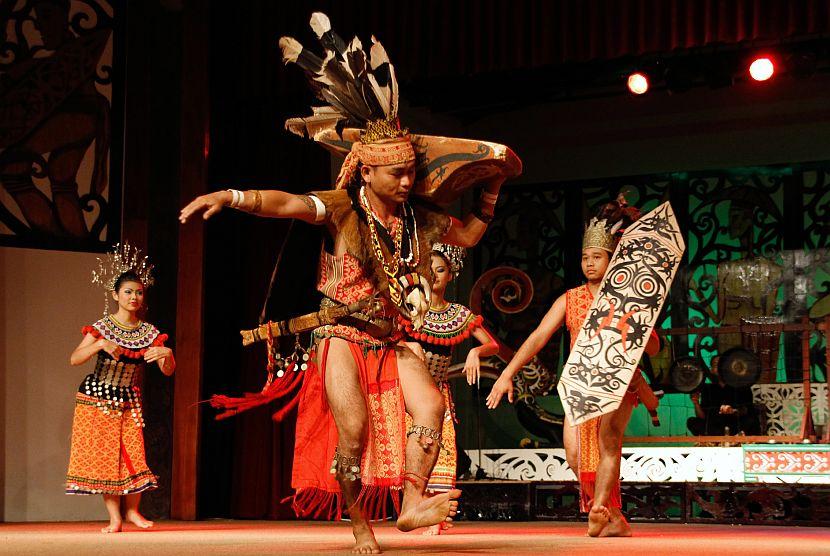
403,243,499,534
66,244,175,533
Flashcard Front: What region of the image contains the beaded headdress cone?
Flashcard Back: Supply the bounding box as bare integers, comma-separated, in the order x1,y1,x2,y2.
432,243,465,276
91,242,154,315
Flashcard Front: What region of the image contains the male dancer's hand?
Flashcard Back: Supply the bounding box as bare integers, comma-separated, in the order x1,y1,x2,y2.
485,374,514,409
179,191,231,223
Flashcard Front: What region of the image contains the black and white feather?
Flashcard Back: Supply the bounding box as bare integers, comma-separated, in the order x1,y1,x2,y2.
279,12,399,137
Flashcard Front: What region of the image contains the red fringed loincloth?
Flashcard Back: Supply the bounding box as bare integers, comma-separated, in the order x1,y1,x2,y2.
291,338,407,520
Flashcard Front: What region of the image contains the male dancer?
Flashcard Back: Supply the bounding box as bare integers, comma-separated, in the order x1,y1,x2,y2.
487,199,659,537
181,13,519,554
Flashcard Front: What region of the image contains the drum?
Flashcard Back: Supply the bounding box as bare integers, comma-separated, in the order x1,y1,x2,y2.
740,316,782,384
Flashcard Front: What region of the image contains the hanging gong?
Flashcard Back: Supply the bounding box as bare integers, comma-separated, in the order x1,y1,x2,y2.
669,356,707,393
718,347,761,388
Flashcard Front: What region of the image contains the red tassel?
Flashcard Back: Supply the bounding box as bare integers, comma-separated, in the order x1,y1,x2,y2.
209,362,304,421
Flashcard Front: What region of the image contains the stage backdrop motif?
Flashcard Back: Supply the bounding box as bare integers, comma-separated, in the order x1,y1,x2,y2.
0,0,122,250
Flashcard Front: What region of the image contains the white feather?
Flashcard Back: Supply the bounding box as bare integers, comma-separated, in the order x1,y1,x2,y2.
369,36,389,70
278,36,302,64
309,12,331,38
367,74,390,116
388,64,399,119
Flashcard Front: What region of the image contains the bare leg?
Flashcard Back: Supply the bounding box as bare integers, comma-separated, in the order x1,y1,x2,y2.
100,494,122,533
394,344,460,532
321,339,379,554
124,493,154,529
594,398,635,538
562,417,579,478
565,417,607,536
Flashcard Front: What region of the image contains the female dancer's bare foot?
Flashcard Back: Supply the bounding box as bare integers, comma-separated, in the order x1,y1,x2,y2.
599,507,632,537
396,489,461,532
587,505,610,537
352,523,381,554
100,520,122,533
125,510,154,529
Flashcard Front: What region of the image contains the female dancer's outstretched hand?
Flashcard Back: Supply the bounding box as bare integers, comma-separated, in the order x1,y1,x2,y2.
485,374,514,409
179,191,231,223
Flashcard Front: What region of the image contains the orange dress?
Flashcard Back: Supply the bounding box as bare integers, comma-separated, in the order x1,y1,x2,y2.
65,317,167,496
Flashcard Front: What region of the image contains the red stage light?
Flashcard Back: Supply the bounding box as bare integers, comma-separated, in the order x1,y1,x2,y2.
627,72,649,95
749,57,775,81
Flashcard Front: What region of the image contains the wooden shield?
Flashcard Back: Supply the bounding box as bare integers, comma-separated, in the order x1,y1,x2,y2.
557,202,685,426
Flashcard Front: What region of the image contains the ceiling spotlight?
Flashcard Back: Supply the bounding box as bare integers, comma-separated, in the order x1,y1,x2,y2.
749,57,775,81
627,72,649,95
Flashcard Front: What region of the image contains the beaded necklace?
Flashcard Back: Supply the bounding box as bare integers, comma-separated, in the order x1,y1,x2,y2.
358,185,420,278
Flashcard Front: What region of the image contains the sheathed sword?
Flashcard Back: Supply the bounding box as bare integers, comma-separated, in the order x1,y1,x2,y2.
240,295,391,346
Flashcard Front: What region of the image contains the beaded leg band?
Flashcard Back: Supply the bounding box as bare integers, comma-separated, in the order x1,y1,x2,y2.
329,447,362,481
407,424,444,451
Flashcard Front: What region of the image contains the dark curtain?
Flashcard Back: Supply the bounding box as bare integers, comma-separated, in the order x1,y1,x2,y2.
197,2,327,519
226,1,830,81
197,0,829,518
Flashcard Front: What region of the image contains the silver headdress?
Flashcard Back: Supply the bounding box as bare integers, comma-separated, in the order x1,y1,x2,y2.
432,243,466,276
91,242,154,315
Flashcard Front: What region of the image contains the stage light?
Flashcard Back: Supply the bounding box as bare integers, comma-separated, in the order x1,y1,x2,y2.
749,57,775,81
627,72,649,95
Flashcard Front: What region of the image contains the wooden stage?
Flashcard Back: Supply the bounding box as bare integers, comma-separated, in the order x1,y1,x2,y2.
1,520,827,555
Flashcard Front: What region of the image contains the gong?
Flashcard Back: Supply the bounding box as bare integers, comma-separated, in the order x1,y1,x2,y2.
718,347,761,388
669,356,708,393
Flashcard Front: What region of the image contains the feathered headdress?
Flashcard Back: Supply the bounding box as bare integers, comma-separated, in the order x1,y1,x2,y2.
278,13,523,202
279,13,415,189
279,12,403,142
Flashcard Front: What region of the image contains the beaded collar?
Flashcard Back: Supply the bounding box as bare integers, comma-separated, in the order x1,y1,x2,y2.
86,316,161,350
403,303,482,346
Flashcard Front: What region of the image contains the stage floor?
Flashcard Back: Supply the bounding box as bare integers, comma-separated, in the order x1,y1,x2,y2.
1,520,827,555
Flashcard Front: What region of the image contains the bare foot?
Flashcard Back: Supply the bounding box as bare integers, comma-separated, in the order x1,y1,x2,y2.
587,505,610,537
422,523,442,536
396,489,461,532
125,510,154,529
100,520,122,534
600,508,632,537
352,523,381,554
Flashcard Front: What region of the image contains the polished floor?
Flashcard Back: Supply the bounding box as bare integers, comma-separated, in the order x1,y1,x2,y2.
1,520,828,555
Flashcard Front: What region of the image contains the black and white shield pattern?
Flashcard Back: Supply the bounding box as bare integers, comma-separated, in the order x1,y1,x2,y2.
557,202,685,426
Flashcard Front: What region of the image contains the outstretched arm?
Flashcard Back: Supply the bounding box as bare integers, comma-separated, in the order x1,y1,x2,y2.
440,177,505,248
179,189,322,224
486,293,567,408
